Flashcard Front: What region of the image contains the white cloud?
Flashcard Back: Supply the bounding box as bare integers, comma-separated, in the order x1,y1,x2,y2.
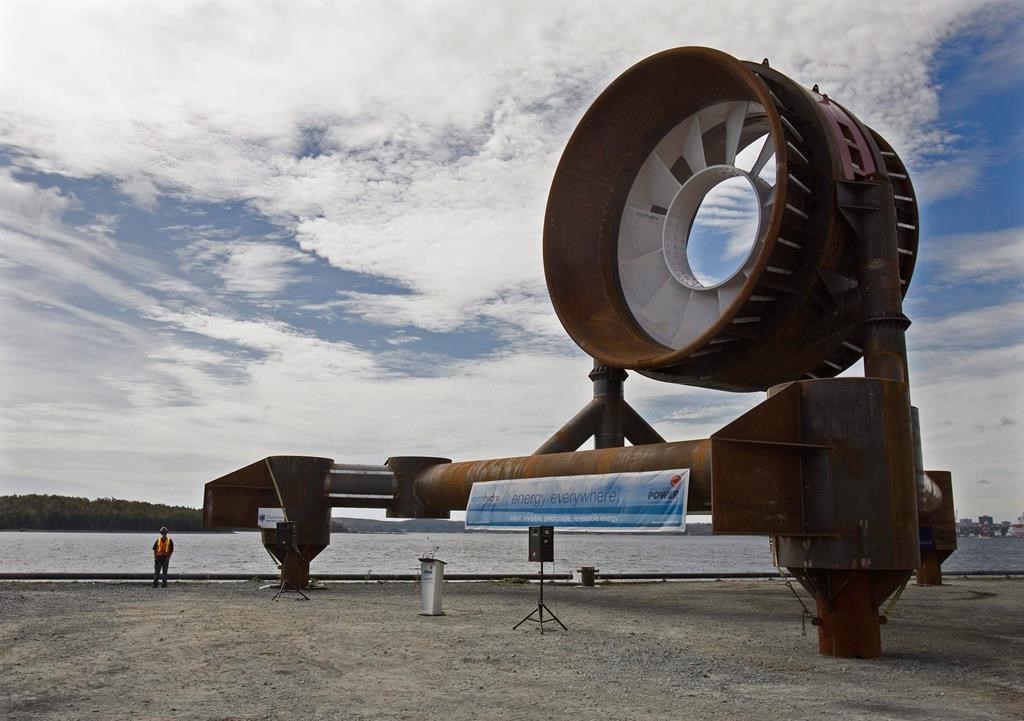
910,341,1024,514
0,166,75,229
936,3,1024,109
0,1,1020,522
911,150,988,203
0,169,158,312
0,0,999,333
183,238,315,295
909,301,1024,351
287,148,552,330
925,226,1024,285
903,296,1023,517
117,176,161,211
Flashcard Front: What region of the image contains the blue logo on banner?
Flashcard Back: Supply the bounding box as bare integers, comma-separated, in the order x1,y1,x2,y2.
464,469,689,531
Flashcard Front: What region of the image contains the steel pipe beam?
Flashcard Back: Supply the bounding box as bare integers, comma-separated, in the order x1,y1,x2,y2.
413,440,711,516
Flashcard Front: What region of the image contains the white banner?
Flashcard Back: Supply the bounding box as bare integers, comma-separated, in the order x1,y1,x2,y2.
257,507,285,529
464,469,689,531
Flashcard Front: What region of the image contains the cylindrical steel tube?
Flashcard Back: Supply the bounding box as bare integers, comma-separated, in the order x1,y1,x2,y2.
327,464,396,496
622,402,666,445
911,407,942,515
413,439,711,514
533,398,604,455
846,119,911,386
591,363,627,449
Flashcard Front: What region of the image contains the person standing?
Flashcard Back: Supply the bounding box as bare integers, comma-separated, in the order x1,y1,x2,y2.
152,526,174,588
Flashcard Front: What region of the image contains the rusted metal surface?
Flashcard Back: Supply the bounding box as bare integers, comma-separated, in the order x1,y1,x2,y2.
711,376,922,657
794,568,910,658
911,408,943,515
922,470,957,556
713,378,921,572
204,456,333,545
543,47,918,392
869,128,920,297
413,440,712,516
771,379,919,571
327,463,396,508
204,456,341,586
534,399,604,455
813,92,878,179
916,469,957,585
711,381,805,535
203,457,289,530
591,364,628,449
765,372,917,659
916,551,943,586
621,403,666,446
385,456,452,519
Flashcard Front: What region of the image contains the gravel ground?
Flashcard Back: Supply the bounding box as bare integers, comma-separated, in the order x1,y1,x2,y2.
0,577,1021,721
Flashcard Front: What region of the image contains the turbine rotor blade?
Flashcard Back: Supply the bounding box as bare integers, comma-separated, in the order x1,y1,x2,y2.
749,134,776,179
724,101,749,166
626,152,682,212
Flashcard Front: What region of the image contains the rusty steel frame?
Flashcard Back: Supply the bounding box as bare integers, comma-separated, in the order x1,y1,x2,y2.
202,46,957,660
204,456,451,586
915,470,957,586
538,45,940,658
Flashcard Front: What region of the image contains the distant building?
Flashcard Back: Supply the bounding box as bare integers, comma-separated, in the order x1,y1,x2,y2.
955,515,1023,538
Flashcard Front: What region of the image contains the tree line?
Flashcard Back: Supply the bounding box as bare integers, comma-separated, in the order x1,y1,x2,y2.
0,494,204,531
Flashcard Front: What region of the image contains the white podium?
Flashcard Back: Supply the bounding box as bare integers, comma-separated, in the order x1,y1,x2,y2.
418,557,446,616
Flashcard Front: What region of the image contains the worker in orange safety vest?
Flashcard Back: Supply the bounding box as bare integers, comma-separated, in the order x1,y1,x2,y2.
152,527,174,588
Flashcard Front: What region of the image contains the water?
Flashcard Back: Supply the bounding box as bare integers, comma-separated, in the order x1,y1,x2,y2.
1,532,1021,576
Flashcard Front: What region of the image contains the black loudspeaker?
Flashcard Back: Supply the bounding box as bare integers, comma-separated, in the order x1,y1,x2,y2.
528,525,554,563
276,521,295,550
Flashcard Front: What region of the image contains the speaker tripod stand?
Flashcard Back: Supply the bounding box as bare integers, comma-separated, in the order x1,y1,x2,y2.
513,562,566,633
272,580,309,602
271,547,310,601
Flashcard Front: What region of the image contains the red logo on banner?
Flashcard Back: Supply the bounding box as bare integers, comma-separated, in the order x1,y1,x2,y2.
670,474,682,487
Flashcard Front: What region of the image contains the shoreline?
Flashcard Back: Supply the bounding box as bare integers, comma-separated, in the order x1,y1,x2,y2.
2,570,1023,582
0,528,231,534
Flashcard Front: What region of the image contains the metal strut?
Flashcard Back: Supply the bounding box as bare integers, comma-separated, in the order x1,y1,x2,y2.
534,360,665,454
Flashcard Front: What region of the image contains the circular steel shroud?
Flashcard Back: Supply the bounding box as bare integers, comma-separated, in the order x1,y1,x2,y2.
544,47,918,392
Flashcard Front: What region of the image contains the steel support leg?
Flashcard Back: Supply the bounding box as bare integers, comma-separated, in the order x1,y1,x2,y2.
590,363,627,449
813,571,880,658
801,569,910,658
281,553,311,588
915,549,943,586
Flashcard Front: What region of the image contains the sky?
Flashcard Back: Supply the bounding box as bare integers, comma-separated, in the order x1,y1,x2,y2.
0,0,1021,523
